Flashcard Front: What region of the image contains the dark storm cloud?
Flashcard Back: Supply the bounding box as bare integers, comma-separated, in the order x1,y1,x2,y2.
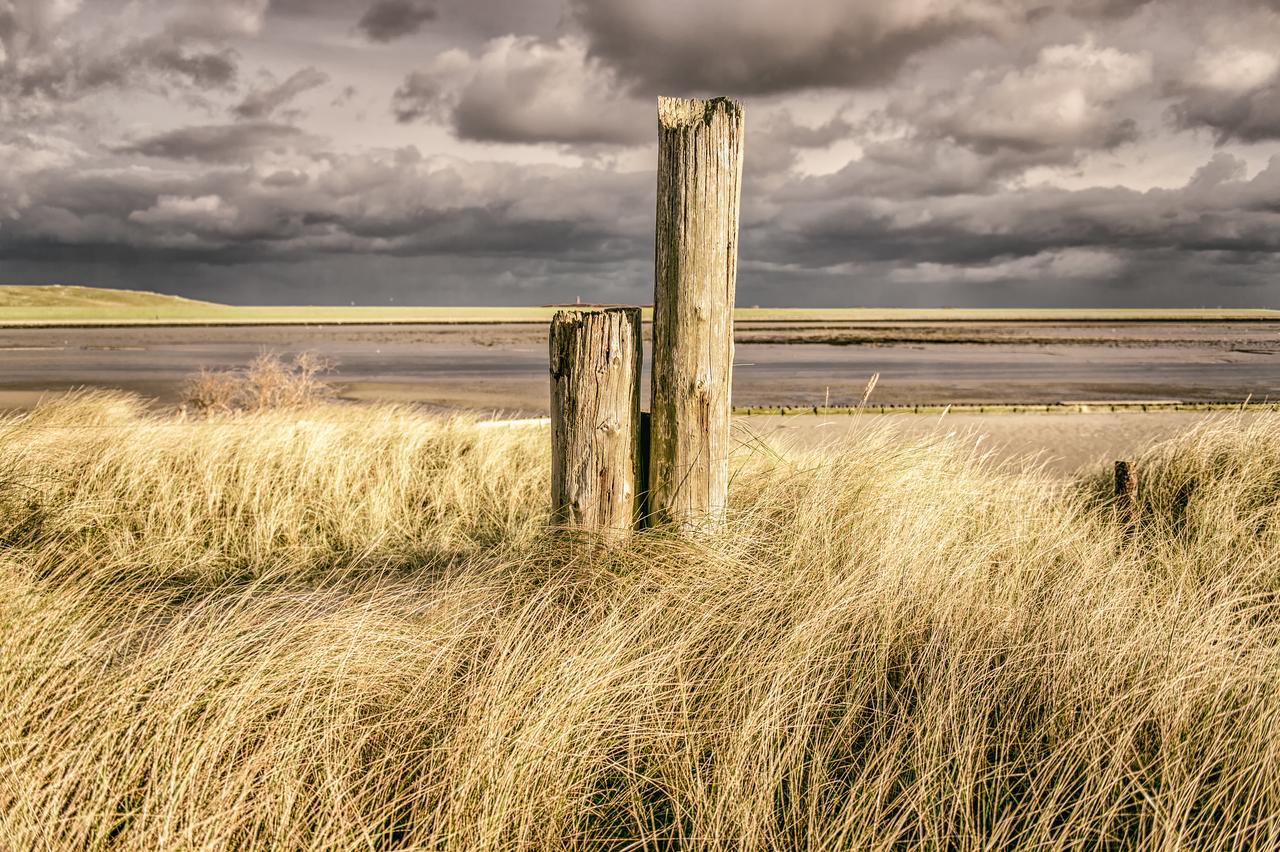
233,67,330,120
115,123,306,162
747,153,1280,275
0,144,652,269
5,0,1280,307
9,144,1279,306
9,120,1280,280
357,0,437,42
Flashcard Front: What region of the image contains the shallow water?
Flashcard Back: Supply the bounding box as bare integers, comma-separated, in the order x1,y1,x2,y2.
0,324,1275,413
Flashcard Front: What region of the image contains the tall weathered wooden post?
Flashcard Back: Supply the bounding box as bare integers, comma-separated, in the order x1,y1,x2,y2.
549,307,643,543
648,96,745,530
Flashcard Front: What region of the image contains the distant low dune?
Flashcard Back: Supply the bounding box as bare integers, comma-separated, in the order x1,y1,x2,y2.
1,284,1277,327
0,284,218,310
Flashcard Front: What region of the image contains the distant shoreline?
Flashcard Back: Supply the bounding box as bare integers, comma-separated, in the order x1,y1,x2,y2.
3,313,1280,330
3,285,1278,326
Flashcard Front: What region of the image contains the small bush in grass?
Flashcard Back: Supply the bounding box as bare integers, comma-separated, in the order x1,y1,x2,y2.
182,351,337,414
183,368,243,414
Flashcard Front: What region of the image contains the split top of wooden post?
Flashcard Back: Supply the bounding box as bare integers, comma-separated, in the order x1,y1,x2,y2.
658,96,743,129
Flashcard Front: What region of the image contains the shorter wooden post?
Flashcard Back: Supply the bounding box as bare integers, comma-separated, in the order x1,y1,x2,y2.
549,307,642,543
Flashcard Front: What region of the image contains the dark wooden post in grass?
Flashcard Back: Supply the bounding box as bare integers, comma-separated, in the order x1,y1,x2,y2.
1115,460,1138,526
549,307,643,543
648,96,745,530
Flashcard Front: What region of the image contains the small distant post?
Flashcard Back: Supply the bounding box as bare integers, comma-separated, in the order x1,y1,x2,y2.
648,96,745,530
1114,460,1138,526
549,307,643,543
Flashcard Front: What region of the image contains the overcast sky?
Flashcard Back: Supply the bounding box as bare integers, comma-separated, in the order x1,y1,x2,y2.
2,0,1280,306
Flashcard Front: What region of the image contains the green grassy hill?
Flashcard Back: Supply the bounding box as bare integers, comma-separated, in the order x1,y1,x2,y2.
0,284,1276,326
0,285,219,310
0,285,553,324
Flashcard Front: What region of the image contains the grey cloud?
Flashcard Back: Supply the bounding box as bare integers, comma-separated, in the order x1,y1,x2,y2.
115,123,306,162
568,0,1153,95
767,138,1010,206
5,38,238,105
233,67,330,120
394,36,648,145
136,39,239,89
762,111,854,149
277,0,563,35
275,0,562,40
6,0,1280,309
7,136,1280,307
391,72,449,123
1155,8,1280,142
0,142,652,269
1173,82,1280,143
0,0,76,62
570,0,983,94
748,153,1280,277
331,85,358,107
1050,0,1155,16
163,0,270,40
10,113,1280,294
357,0,436,42
881,39,1152,169
1,1,245,110
421,0,564,40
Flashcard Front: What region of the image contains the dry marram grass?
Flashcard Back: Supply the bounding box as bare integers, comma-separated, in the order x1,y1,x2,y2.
1,391,1278,849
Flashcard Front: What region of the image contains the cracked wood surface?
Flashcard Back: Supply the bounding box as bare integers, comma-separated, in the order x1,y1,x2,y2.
549,307,642,543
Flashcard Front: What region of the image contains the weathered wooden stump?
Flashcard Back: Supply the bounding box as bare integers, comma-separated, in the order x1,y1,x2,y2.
549,307,643,543
648,95,745,530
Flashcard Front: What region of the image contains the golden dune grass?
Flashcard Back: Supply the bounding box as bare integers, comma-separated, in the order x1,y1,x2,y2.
1,391,1278,850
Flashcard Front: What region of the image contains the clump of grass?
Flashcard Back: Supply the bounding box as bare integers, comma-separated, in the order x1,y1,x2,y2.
1,394,1278,850
183,351,337,414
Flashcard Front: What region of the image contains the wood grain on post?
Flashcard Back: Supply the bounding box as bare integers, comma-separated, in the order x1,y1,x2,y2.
649,96,745,530
549,307,642,543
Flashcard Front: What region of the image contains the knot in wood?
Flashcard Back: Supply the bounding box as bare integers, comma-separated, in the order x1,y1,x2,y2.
691,372,713,393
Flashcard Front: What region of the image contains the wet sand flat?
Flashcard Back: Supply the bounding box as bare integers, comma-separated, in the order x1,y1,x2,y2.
739,410,1266,476
0,322,1276,413
1,322,1274,474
